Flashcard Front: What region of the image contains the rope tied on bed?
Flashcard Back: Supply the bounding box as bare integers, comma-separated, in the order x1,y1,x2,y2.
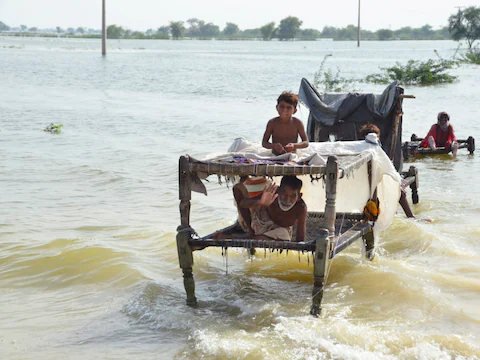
177,226,199,239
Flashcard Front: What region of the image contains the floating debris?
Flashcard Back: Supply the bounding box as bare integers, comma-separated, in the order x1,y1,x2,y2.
43,123,63,134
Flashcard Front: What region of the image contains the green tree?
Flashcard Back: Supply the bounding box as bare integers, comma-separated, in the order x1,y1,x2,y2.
28,27,38,33
419,24,433,39
0,21,10,31
76,27,85,34
170,21,185,39
260,22,276,40
56,26,63,34
437,26,450,38
448,6,480,48
20,24,27,32
321,26,337,39
107,24,125,39
241,28,261,38
376,29,393,40
300,28,321,39
157,26,170,35
130,31,145,39
199,22,220,37
223,22,239,36
394,26,412,40
276,16,302,40
186,18,204,37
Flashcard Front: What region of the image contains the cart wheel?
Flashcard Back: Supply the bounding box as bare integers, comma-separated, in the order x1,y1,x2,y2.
467,136,475,154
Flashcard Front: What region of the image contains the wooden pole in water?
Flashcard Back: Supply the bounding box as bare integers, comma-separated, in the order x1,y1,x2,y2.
357,0,361,47
102,0,107,56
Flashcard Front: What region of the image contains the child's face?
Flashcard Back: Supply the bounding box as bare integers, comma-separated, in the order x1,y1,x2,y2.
276,101,297,121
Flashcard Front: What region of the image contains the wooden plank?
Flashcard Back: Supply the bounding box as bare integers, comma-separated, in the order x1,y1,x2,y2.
187,152,372,178
189,161,325,177
339,151,373,179
331,222,371,257
189,238,316,252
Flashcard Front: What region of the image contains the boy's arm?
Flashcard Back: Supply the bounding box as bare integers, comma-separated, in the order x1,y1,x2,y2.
294,119,309,150
294,205,307,242
262,121,274,149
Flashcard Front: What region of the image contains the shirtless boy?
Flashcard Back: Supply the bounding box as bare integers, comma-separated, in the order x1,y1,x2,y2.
233,175,307,242
262,91,309,155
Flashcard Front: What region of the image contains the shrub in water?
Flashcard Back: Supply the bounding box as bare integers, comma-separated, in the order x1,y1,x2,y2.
364,58,458,85
459,47,480,64
313,54,360,92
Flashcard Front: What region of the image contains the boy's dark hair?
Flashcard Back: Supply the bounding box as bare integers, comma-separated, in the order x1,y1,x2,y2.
280,175,302,191
277,91,299,108
359,123,380,139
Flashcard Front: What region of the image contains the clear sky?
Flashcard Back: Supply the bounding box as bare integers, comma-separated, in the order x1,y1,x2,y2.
1,0,479,31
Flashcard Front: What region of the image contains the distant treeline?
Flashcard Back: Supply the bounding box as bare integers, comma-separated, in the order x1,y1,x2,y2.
0,18,451,41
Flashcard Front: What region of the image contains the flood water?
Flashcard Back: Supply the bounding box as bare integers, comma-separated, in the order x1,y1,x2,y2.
1,37,479,359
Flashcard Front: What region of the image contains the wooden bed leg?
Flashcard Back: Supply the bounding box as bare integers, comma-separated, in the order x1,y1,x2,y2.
408,166,419,204
324,156,338,235
310,229,330,316
177,155,197,306
363,229,375,261
176,228,197,306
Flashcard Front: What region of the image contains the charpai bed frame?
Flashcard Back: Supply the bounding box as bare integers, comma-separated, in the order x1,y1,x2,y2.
176,152,384,315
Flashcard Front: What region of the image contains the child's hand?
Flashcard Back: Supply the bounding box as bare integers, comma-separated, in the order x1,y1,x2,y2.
273,143,286,154
285,143,295,152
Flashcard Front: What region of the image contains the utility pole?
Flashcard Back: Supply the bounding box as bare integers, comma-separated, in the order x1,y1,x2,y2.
357,0,361,47
102,0,106,55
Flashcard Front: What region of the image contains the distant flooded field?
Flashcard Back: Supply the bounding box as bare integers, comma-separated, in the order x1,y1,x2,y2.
0,37,479,359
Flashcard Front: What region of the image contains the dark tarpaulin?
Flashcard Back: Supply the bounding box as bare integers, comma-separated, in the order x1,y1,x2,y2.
298,78,405,171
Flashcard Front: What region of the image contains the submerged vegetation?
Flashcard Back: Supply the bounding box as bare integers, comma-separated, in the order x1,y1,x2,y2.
314,52,458,92
314,54,360,92
459,47,480,64
44,123,63,134
364,58,458,85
